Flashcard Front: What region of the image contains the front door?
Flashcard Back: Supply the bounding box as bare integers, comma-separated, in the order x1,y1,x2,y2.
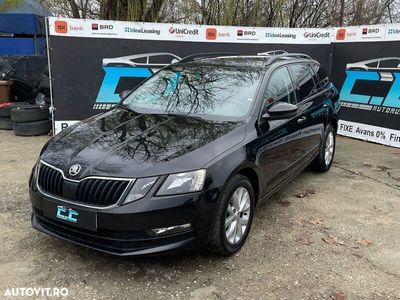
254,66,308,197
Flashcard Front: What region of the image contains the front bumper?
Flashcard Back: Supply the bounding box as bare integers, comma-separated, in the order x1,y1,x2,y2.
30,185,219,256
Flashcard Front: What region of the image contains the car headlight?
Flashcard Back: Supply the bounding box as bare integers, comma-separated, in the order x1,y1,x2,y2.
157,170,206,196
123,177,158,204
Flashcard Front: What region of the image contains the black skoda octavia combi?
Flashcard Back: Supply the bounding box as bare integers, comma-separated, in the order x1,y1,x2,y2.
29,52,340,256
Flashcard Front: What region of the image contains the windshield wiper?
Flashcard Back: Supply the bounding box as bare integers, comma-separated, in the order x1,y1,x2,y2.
161,112,211,122
116,103,139,114
115,106,219,123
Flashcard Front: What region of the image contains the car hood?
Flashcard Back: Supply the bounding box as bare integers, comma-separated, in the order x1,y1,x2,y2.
41,109,245,179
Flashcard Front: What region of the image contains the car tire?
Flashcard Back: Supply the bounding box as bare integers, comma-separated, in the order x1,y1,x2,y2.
10,80,36,102
0,102,33,118
0,117,13,130
310,124,336,172
208,174,255,256
13,119,51,136
11,105,49,123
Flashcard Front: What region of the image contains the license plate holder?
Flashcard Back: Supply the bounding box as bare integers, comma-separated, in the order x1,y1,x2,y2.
43,201,97,231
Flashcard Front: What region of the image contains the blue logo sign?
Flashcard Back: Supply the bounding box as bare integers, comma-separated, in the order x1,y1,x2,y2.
340,70,400,108
56,206,79,223
95,67,153,104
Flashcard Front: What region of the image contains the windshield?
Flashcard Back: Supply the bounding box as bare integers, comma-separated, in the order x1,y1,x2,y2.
122,65,264,120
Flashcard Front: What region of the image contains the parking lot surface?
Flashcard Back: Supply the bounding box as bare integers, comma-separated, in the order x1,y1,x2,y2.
0,130,399,299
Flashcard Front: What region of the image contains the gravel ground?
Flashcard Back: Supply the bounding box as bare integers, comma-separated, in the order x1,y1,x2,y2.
0,130,399,299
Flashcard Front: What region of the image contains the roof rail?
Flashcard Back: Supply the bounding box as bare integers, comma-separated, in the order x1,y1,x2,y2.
179,52,241,63
267,53,312,65
257,50,288,56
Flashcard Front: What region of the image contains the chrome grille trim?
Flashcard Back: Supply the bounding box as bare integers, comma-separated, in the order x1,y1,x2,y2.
36,160,135,210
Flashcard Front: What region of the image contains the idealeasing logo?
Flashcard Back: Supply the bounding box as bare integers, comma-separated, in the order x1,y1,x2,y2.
388,28,400,35
125,27,160,35
266,32,296,39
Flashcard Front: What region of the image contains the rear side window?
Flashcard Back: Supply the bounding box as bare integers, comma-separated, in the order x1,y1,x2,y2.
311,63,329,89
263,66,296,112
288,63,316,101
308,63,321,91
378,58,400,68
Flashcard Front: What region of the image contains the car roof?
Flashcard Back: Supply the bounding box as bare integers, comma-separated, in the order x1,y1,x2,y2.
346,57,400,70
173,53,316,69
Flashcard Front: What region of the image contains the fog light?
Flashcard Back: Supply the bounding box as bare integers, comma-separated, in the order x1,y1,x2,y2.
151,223,191,236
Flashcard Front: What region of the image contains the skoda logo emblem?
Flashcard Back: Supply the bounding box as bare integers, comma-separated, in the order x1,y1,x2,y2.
69,164,81,176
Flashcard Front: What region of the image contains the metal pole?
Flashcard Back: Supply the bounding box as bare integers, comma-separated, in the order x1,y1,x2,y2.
45,17,56,136
33,34,37,55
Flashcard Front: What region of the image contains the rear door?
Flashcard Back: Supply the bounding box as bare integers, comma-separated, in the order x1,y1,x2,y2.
287,63,328,159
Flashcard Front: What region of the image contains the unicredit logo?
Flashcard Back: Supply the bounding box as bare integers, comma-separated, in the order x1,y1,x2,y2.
304,32,330,38
169,27,199,35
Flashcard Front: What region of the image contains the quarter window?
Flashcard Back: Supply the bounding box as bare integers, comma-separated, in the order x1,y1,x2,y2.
288,63,316,101
263,67,296,113
308,63,322,91
311,63,329,89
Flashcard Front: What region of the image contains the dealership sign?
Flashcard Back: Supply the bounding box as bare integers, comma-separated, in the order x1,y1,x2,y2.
331,24,400,147
47,17,400,148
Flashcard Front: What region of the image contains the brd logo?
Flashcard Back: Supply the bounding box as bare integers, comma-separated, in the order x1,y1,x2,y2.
100,24,113,30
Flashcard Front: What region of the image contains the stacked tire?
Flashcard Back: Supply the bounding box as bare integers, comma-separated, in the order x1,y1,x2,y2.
11,105,51,136
0,102,32,130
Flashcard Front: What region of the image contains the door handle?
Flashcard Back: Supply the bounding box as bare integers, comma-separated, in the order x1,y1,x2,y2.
297,116,307,124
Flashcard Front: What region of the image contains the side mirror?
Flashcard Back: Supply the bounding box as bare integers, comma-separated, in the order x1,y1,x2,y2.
119,90,131,100
262,102,298,120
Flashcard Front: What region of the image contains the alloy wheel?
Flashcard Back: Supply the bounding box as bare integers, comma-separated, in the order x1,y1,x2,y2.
325,131,334,165
225,187,251,245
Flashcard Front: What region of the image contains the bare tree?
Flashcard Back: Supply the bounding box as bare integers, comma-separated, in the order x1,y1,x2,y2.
39,0,400,26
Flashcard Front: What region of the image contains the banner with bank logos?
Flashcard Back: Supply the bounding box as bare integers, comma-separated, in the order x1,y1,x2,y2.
47,17,400,148
48,17,332,133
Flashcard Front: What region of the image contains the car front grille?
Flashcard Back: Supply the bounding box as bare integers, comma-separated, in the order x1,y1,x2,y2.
76,179,129,206
37,162,130,207
37,163,64,197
